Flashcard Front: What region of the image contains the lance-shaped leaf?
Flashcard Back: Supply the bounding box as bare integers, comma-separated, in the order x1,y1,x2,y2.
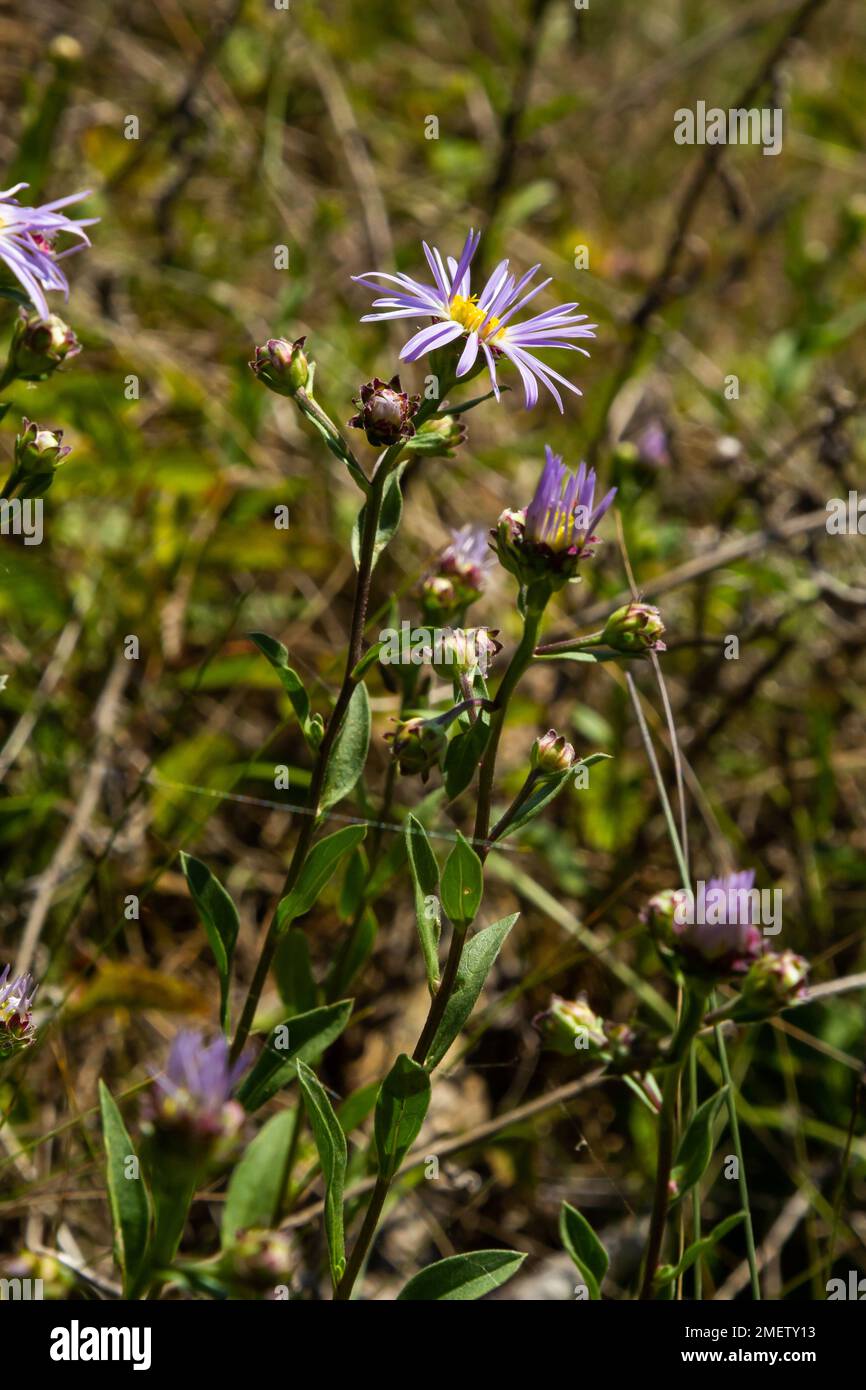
444,716,491,800
396,1249,526,1300
99,1081,151,1296
297,1060,347,1288
320,683,371,813
405,814,441,990
559,1201,608,1300
222,1110,296,1245
273,929,317,1014
238,1000,353,1112
276,823,367,934
248,632,323,750
669,1085,729,1205
374,1054,431,1181
179,853,239,1030
440,831,483,928
425,913,518,1070
351,462,407,571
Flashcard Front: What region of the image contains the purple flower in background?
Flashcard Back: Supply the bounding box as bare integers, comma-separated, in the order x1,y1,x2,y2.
671,870,764,977
353,229,596,411
150,1031,247,1141
439,525,495,588
0,964,38,1058
0,184,97,319
494,446,616,587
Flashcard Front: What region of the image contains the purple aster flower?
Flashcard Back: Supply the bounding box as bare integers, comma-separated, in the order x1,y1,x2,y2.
352,229,596,412
439,525,495,586
0,964,38,1058
494,446,616,587
149,1031,247,1141
0,183,97,319
667,870,764,978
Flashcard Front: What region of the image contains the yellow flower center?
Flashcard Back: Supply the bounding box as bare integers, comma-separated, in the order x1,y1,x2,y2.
449,294,504,342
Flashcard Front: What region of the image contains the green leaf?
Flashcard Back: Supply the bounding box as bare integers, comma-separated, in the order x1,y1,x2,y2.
425,913,518,1070
396,1249,526,1300
351,462,407,571
405,814,441,990
498,755,611,840
325,907,377,999
248,632,323,750
273,929,317,1014
297,1061,347,1288
99,1081,151,1296
559,1201,608,1300
276,823,367,933
179,853,239,1030
654,1211,745,1288
440,831,483,927
320,683,371,813
444,717,491,800
374,1054,431,1180
238,1000,353,1112
670,1086,729,1205
222,1110,296,1245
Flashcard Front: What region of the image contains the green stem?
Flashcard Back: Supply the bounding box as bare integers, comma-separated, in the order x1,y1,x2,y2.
639,987,706,1299
715,1021,761,1299
333,602,546,1300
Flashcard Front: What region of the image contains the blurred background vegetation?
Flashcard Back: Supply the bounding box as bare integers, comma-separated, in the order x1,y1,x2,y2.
1,0,864,1299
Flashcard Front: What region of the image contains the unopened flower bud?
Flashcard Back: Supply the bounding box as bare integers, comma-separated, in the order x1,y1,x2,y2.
384,714,448,780
0,965,37,1059
416,574,458,624
222,1228,294,1296
534,995,607,1056
532,729,577,775
348,375,419,446
602,602,666,654
9,311,80,380
409,413,467,457
14,418,71,476
249,337,309,396
736,950,809,1017
432,626,501,680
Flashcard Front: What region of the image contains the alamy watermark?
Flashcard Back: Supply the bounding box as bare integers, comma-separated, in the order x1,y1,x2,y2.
0,498,43,545
675,879,782,935
674,101,783,156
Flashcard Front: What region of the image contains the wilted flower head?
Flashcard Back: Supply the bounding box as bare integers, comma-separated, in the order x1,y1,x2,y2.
417,525,493,623
0,965,37,1058
532,728,577,775
9,310,80,380
348,375,419,446
645,871,764,980
353,229,595,411
736,950,809,1018
494,446,616,589
147,1031,247,1143
0,183,97,319
249,337,309,396
602,601,666,654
